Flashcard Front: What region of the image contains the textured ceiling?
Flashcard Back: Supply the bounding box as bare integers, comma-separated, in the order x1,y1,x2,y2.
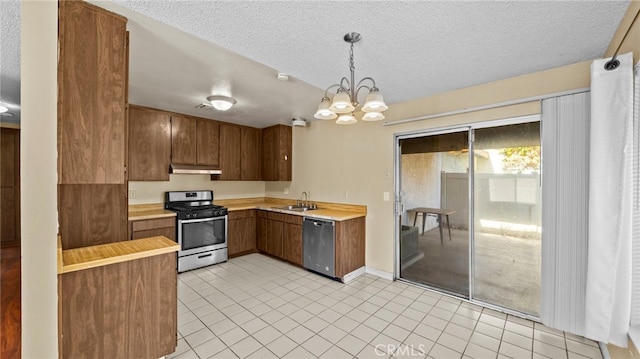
0,1,631,127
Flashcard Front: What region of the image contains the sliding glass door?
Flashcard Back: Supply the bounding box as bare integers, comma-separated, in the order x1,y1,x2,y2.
471,122,541,315
397,118,541,316
398,130,470,296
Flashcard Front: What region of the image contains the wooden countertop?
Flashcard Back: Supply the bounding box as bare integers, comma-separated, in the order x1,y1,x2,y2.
128,203,176,221
129,197,366,221
220,198,366,221
58,236,179,274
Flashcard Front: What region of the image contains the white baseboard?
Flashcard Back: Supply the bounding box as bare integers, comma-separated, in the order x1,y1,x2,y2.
342,267,366,283
365,266,394,281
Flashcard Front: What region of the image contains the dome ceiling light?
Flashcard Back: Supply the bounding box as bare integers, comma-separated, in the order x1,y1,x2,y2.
314,32,388,125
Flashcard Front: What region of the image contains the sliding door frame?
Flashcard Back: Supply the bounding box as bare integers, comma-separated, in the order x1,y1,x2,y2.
394,114,541,319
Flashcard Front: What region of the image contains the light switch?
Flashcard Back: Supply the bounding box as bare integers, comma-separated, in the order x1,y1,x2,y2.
383,192,390,201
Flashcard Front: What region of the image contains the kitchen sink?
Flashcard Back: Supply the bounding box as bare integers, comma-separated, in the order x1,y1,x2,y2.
275,205,316,212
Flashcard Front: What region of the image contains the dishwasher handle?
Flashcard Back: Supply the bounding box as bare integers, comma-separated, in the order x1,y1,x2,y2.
304,218,334,227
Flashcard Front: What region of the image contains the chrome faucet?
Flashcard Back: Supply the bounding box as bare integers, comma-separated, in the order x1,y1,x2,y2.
301,191,308,207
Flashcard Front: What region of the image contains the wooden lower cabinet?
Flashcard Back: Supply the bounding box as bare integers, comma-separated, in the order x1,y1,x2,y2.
59,253,177,358
283,221,302,266
129,217,176,241
267,217,284,258
228,210,256,257
335,217,366,278
256,211,268,252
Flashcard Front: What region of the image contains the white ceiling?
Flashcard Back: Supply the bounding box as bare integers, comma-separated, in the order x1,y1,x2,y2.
1,1,631,127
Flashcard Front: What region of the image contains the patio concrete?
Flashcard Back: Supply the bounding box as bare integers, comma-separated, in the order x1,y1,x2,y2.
400,226,541,315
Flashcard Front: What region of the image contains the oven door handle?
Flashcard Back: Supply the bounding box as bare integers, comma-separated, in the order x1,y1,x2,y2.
178,216,227,224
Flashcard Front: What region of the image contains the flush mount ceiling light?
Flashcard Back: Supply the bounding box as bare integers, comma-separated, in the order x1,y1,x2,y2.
314,32,388,125
0,105,8,113
206,95,236,111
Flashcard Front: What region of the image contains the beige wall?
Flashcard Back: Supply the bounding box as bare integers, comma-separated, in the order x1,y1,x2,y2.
129,178,265,204
604,0,640,63
21,0,58,356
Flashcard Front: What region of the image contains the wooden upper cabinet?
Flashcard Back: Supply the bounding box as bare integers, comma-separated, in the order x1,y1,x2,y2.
170,116,197,165
262,125,292,181
58,0,128,184
128,106,171,181
218,124,241,180
196,119,220,166
241,127,262,180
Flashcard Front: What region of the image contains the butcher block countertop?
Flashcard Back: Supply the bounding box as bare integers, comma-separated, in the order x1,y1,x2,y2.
57,235,179,274
128,197,366,222
128,203,176,221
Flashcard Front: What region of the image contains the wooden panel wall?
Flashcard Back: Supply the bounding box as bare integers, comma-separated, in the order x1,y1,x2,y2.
58,0,127,184
60,253,177,359
58,184,128,249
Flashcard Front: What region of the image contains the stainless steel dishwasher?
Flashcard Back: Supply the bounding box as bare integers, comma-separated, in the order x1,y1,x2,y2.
303,217,335,278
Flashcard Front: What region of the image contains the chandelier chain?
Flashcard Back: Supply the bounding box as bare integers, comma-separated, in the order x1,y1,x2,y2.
349,42,355,76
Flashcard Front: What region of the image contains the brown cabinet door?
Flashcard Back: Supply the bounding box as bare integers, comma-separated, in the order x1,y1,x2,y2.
262,125,292,181
257,215,268,252
284,222,302,266
58,1,127,184
267,219,283,258
218,124,241,180
227,218,242,256
128,106,171,181
170,116,196,164
241,127,262,180
196,119,220,166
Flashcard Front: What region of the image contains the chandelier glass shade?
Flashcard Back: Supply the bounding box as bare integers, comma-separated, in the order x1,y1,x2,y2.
314,32,388,125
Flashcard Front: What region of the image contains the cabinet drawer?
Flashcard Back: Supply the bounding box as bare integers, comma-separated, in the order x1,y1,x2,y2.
131,218,175,232
257,210,269,219
267,212,286,222
283,214,303,225
131,227,176,241
228,209,255,220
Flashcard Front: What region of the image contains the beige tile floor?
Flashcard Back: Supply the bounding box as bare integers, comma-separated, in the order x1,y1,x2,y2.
169,253,601,359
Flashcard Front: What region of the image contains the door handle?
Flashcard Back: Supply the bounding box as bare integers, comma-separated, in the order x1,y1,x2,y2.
198,253,212,259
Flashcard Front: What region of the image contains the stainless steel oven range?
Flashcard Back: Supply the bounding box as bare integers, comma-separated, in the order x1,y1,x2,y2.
165,190,228,272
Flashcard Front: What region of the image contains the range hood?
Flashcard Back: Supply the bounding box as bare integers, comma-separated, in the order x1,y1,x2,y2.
169,163,222,175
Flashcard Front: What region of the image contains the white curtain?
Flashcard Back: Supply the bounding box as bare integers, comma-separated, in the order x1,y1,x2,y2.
629,62,640,347
540,92,590,336
585,52,634,347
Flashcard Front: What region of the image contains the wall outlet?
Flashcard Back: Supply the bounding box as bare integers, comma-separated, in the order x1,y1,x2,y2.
383,192,390,201
129,190,136,199
284,188,289,195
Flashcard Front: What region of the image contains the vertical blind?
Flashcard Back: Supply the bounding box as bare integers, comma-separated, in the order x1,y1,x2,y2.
540,92,590,336
630,63,640,347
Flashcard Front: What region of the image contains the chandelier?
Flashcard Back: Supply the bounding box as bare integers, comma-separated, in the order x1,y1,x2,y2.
313,32,388,125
